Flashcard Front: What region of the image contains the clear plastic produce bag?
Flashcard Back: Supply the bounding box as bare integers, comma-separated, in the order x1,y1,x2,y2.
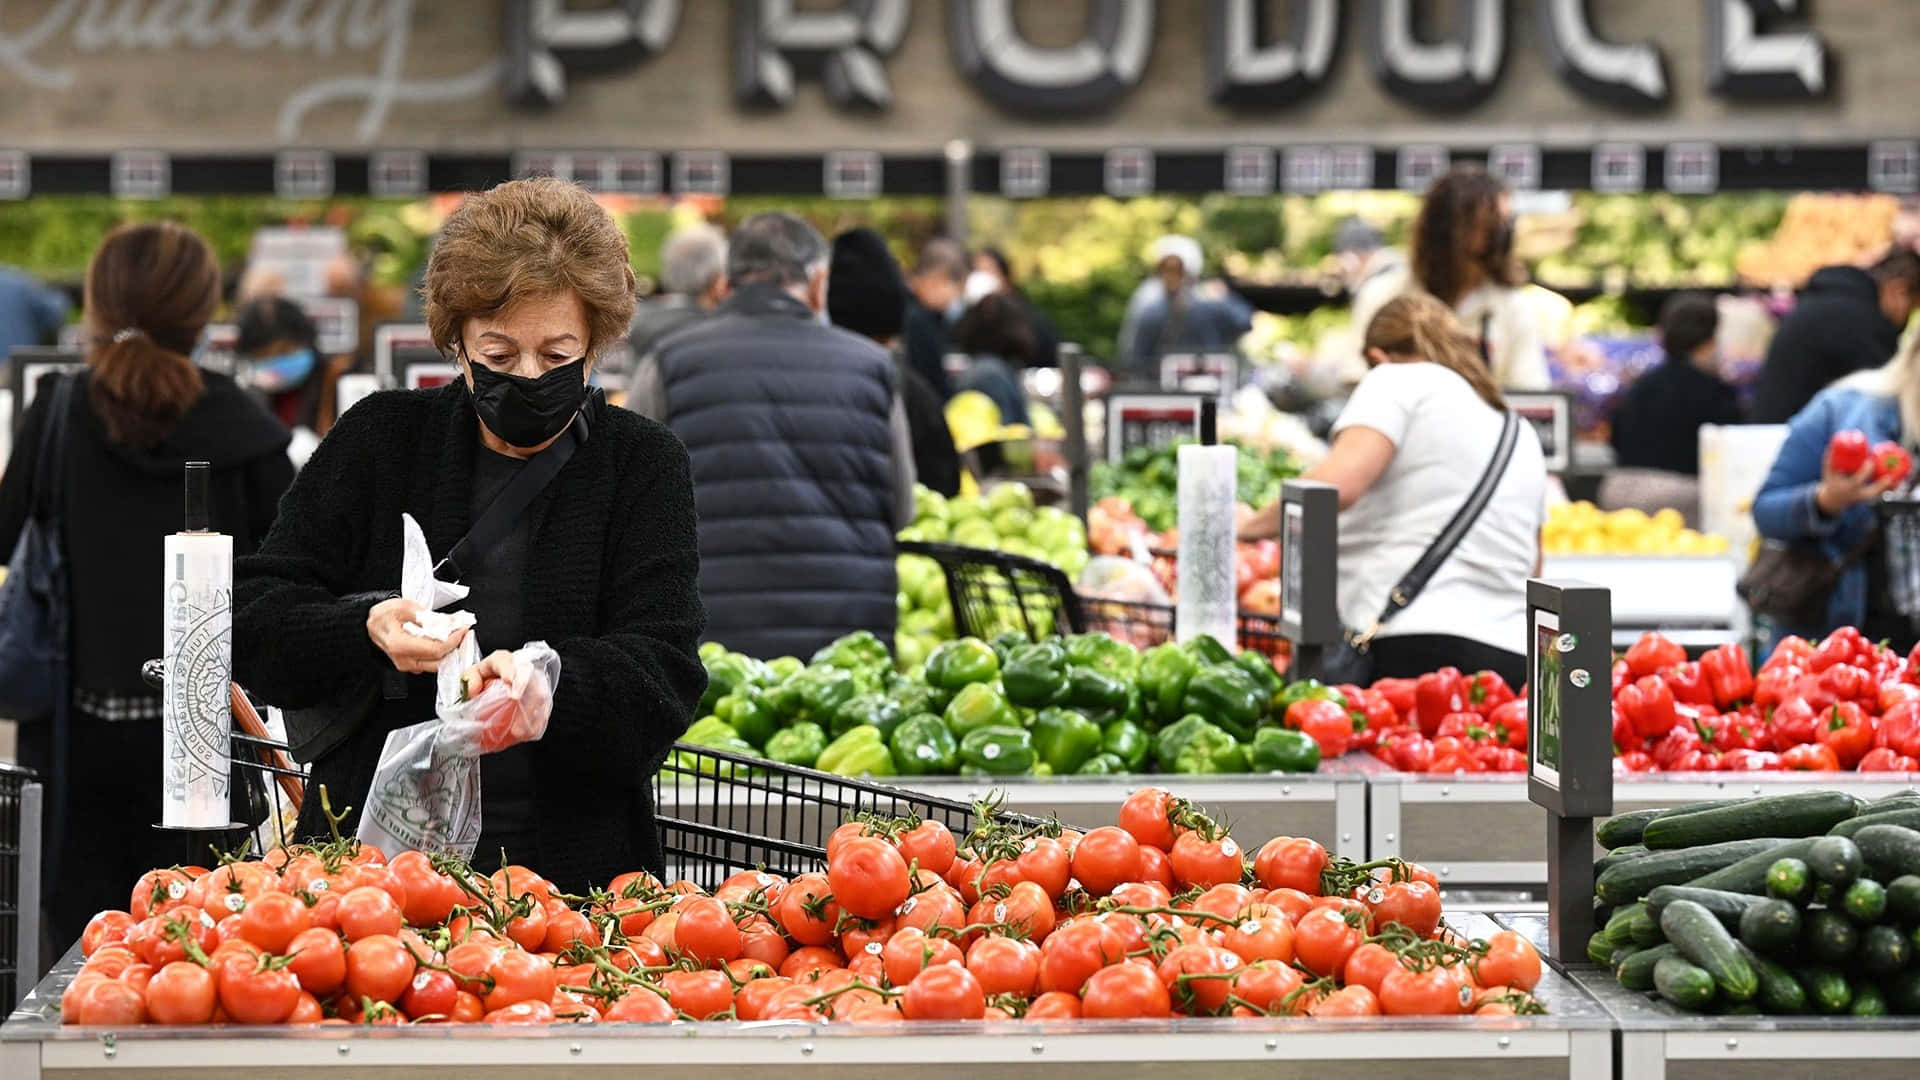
356,515,561,858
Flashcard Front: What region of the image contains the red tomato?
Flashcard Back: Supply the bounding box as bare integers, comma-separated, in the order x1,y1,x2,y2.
1253,836,1327,895
1379,965,1471,1016
218,956,301,1024
895,820,957,877
881,926,963,988
827,837,911,921
1292,905,1364,977
1168,830,1244,890
674,897,742,965
774,873,842,946
1082,958,1172,1018
1070,826,1141,896
1367,880,1442,938
1024,990,1082,1019
1037,918,1121,995
1474,931,1543,991
1118,788,1179,851
902,962,985,1020
81,911,135,956
967,935,1041,998
334,886,404,942
1221,914,1294,964
344,934,416,1005
237,890,310,954
144,961,216,1025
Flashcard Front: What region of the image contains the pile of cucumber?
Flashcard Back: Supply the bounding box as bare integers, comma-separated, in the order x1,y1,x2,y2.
1589,789,1920,1016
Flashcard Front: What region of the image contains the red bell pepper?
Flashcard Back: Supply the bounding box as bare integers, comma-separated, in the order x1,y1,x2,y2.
1611,705,1640,755
1907,641,1920,685
1624,633,1686,680
1287,698,1354,758
1413,667,1466,736
1753,662,1802,711
1817,663,1875,707
1616,750,1655,773
1467,670,1515,716
1871,441,1912,486
1790,672,1839,713
1828,429,1872,475
1664,661,1715,707
1781,742,1841,771
1672,749,1715,772
1370,677,1418,722
1381,731,1433,772
1858,747,1919,772
1764,635,1814,672
1699,644,1754,709
1435,711,1492,743
1768,696,1819,752
1810,627,1868,673
1816,702,1875,769
1611,659,1631,695
1706,711,1764,753
1483,746,1527,773
1878,682,1920,715
1620,675,1680,740
1652,725,1704,769
1717,748,1782,771
1486,698,1528,749
1879,700,1920,757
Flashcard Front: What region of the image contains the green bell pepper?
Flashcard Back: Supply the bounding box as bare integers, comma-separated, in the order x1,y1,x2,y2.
989,630,1032,665
810,630,892,674
1180,664,1266,742
1250,727,1321,774
925,638,1000,692
715,687,779,748
699,651,761,715
889,713,959,775
1101,719,1150,771
1139,643,1199,725
1063,666,1130,713
1064,633,1140,679
1002,641,1070,708
1185,634,1235,667
1277,679,1345,711
793,666,858,726
815,725,897,778
1234,649,1284,699
698,641,727,664
943,682,1020,737
681,715,739,747
958,725,1037,775
765,656,805,682
1075,752,1128,776
764,722,828,768
887,680,942,719
832,692,906,741
1031,707,1102,774
1154,714,1248,774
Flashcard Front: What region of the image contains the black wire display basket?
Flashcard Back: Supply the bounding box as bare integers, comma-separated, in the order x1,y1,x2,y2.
652,741,1057,889
896,540,1086,642
0,761,42,1008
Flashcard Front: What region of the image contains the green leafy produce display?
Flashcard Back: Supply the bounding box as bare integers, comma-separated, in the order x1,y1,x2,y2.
1591,792,1920,1016
1091,442,1300,534
691,629,1315,780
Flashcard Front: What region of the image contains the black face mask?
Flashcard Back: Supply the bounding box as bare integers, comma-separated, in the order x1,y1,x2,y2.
1486,216,1516,262
465,358,588,448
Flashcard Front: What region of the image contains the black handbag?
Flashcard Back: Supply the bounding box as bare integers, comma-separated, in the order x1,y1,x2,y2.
0,375,75,721
1737,530,1877,630
1306,409,1523,687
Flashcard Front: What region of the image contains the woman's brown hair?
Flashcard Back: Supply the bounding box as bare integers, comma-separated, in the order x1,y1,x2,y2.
1365,293,1506,411
84,222,217,448
1410,164,1523,307
422,177,637,361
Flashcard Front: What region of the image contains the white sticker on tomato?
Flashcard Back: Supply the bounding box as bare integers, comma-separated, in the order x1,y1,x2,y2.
982,744,1001,760
413,971,434,991
865,941,883,955
993,903,1008,923
897,897,917,916
199,911,216,928
223,893,247,913
1367,888,1385,905
1221,839,1239,857
310,879,330,893
167,881,187,900
1458,984,1474,1007
1239,920,1260,935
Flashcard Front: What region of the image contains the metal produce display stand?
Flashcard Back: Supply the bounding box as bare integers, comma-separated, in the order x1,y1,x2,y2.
1369,769,1920,892
1,914,1615,1080
1496,914,1920,1080
1537,555,1742,651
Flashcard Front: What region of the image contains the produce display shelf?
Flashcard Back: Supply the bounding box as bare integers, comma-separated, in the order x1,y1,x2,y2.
1369,768,1920,892
1496,914,1920,1080
1537,555,1742,649
0,915,1615,1080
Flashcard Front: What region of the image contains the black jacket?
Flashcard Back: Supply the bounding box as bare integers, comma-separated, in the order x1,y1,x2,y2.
1610,356,1745,476
898,356,961,497
1749,266,1902,424
902,299,955,400
657,286,899,661
0,370,292,695
232,386,707,891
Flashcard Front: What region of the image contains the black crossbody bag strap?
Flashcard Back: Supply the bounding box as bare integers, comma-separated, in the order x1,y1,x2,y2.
1351,408,1521,648
435,392,597,582
31,375,75,523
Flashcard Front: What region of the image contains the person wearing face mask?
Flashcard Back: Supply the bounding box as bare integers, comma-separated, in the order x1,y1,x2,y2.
232,178,708,891
1348,165,1550,391
902,238,969,399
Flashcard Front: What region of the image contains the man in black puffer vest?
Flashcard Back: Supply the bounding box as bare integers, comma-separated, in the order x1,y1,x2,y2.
629,212,916,660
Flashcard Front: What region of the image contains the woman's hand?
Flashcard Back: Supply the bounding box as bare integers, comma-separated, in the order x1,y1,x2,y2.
461,649,520,700
1815,448,1894,517
366,597,467,675
1239,501,1281,542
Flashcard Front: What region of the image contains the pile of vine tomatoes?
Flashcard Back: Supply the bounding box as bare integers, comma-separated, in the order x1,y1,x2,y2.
62,788,1542,1027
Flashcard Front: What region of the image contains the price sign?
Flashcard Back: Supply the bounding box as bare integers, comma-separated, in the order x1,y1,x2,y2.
1592,143,1646,194
1105,393,1201,461
374,323,438,386
673,151,731,196
405,362,461,390
1277,480,1340,651
369,150,428,196
0,150,28,200
1158,352,1237,398
1506,391,1573,473
1282,146,1330,193
1104,147,1154,197
1223,146,1274,195
1396,144,1449,192
1664,142,1718,194
1527,578,1614,963
1001,148,1049,198
249,226,347,299
824,151,882,199
274,150,334,199
299,297,359,357
1487,143,1541,191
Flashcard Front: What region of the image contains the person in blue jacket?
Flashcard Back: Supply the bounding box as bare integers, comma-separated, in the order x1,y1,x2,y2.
1752,331,1919,648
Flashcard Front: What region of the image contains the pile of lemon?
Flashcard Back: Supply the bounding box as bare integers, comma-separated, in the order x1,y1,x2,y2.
1542,502,1731,556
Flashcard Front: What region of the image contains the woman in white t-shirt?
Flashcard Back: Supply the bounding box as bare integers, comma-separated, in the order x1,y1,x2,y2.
1346,165,1549,391
1245,294,1547,685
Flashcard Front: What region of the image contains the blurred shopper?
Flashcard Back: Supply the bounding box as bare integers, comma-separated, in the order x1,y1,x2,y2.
629,224,729,356
1751,329,1920,650
1122,235,1254,384
971,246,1060,367
1352,165,1549,391
903,238,968,399
631,212,915,660
953,292,1036,427
0,265,70,355
235,179,706,889
1242,295,1546,686
828,227,961,497
0,223,293,945
1609,294,1741,476
1749,248,1920,424
236,296,326,432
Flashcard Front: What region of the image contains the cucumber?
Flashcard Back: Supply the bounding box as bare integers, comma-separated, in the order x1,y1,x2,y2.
1598,837,1799,905
1885,969,1920,1015
1604,904,1643,946
1853,823,1920,879
1628,903,1662,947
1807,835,1865,886
1686,836,1825,895
1642,791,1861,849
1827,807,1920,839
1653,955,1718,1010
1766,857,1812,902
1595,844,1649,875
1736,943,1808,1014
1646,885,1764,930
1594,897,1615,929
1737,898,1802,957
1588,931,1618,967
1843,878,1888,923
1616,943,1679,992
1857,925,1912,977
1799,967,1853,1014
1850,983,1888,1017
1884,874,1920,921
1804,908,1859,964
1597,809,1668,850
1660,898,1758,1001
1867,790,1920,808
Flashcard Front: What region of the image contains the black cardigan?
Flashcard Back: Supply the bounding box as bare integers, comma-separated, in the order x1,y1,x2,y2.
232,385,707,891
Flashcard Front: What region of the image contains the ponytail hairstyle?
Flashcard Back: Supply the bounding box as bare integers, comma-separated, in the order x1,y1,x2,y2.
83,222,217,448
1364,293,1506,411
